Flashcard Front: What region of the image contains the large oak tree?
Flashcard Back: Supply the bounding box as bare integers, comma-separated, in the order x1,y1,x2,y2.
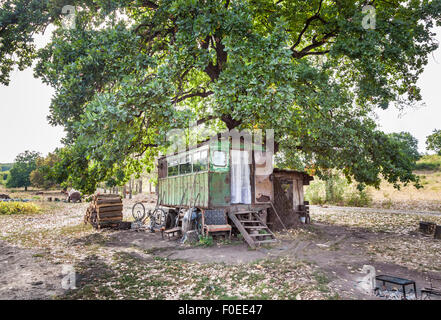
1,0,440,193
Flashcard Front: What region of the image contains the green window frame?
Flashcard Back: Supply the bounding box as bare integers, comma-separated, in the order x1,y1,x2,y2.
179,154,192,175
167,157,179,176
192,149,208,172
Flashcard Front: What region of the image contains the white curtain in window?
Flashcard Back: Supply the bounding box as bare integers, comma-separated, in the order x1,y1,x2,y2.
231,150,251,204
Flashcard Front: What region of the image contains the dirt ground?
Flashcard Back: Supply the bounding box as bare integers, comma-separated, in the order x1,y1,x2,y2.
1,192,441,300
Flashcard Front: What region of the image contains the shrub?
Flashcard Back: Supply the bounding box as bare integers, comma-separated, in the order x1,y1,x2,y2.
415,154,441,171
197,235,214,247
0,202,41,215
345,189,372,207
305,173,372,207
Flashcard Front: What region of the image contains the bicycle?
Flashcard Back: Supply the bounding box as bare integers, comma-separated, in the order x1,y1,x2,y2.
132,195,167,230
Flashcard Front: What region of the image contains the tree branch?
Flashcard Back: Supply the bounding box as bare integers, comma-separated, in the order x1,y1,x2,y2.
174,90,214,103
291,0,326,50
140,1,159,10
292,30,336,59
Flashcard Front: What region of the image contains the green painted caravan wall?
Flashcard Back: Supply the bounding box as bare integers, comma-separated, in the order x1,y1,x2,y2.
158,138,231,209
209,172,230,207
159,172,209,208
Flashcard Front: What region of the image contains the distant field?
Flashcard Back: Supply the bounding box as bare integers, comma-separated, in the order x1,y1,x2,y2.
305,155,441,212
367,155,441,211
0,163,12,172
415,154,441,171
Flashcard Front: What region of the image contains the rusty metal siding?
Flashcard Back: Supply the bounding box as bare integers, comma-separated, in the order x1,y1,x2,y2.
158,171,209,208
208,172,230,207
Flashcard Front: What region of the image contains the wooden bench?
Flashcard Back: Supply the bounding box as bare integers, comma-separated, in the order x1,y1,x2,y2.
162,227,182,240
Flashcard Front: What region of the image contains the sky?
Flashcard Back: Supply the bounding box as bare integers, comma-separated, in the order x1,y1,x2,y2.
0,25,65,163
0,26,440,163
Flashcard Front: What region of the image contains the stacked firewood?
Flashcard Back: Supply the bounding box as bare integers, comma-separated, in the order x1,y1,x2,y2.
84,194,123,229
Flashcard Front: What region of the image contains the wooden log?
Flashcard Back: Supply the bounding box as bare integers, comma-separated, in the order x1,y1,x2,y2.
97,221,119,227
95,199,120,204
96,199,122,205
98,212,123,218
435,225,441,240
98,216,122,222
97,211,122,217
97,210,122,216
96,202,123,209
420,221,436,235
95,193,120,198
97,206,123,213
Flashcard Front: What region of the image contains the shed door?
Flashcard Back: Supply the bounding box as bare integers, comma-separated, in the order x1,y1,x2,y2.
230,150,251,204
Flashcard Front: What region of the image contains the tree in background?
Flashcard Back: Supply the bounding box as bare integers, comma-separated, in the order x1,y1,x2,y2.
6,151,40,191
1,0,440,193
426,130,441,155
30,152,61,189
0,164,12,172
388,131,421,162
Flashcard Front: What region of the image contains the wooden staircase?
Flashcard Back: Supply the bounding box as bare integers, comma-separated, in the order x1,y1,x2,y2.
228,210,277,249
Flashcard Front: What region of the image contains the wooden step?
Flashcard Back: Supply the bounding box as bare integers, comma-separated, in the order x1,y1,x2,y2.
228,211,277,249
243,226,267,229
255,239,278,244
232,211,255,215
249,233,274,237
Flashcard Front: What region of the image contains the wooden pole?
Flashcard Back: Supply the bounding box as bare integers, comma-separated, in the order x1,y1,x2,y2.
270,201,288,231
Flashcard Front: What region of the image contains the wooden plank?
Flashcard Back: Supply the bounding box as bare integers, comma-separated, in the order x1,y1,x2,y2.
249,233,273,237
95,194,120,198
255,239,278,244
164,227,182,234
98,216,122,222
252,212,277,238
96,199,122,205
243,226,267,229
96,203,123,209
228,212,256,249
98,212,123,218
97,206,123,213
269,202,288,231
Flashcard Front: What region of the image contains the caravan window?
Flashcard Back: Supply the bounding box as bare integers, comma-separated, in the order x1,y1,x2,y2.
179,154,192,174
212,150,227,167
167,158,179,176
193,150,208,172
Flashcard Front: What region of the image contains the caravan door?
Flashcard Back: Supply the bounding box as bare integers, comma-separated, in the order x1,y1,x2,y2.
230,150,251,204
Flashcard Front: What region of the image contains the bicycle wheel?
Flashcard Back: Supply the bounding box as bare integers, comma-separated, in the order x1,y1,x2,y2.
132,202,146,221
152,208,167,228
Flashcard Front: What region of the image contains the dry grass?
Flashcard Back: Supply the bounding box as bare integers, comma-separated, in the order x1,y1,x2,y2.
364,237,441,272
367,171,441,211
64,253,336,300
311,207,441,272
311,207,441,234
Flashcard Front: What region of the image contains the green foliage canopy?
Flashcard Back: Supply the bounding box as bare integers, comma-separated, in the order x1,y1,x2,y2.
29,151,62,189
6,151,40,190
1,0,440,193
426,129,441,155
